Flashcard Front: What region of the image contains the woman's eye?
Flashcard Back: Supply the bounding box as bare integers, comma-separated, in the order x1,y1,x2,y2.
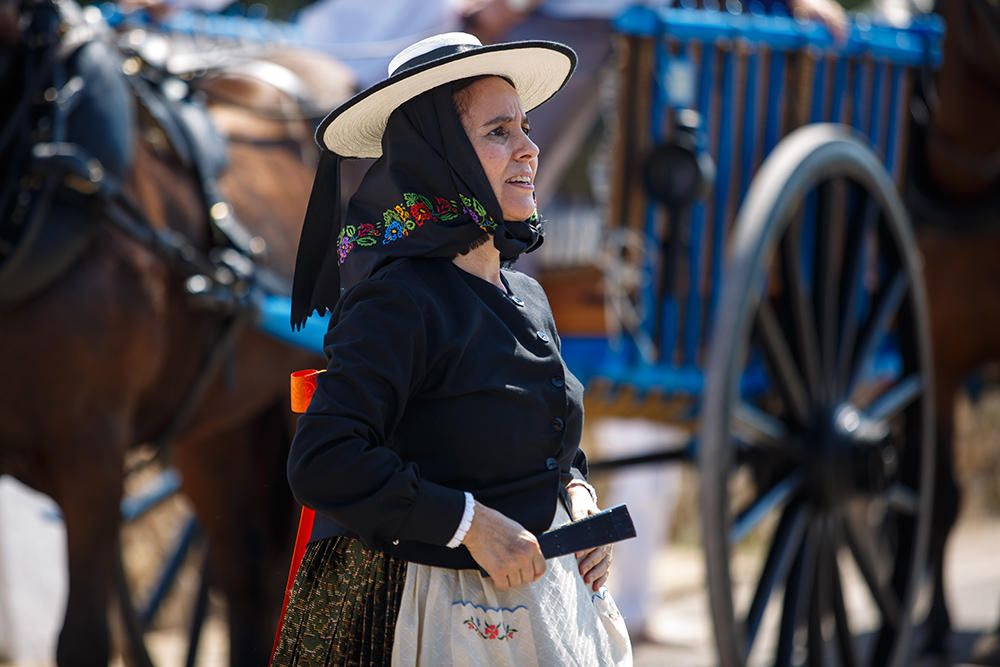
489,126,508,138
522,125,531,135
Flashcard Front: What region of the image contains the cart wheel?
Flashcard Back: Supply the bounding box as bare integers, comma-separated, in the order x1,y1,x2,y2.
113,450,213,667
700,124,935,667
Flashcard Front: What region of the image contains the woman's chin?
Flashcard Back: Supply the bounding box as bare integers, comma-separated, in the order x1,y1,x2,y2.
501,202,537,221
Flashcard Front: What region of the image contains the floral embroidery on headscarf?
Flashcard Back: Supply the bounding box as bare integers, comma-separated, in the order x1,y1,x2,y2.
335,192,498,265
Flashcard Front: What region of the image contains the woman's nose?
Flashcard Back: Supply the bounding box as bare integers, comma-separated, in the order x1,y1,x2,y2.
516,131,539,161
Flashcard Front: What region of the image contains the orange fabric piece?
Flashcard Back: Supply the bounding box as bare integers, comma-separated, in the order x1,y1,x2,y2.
271,369,323,664
290,368,325,414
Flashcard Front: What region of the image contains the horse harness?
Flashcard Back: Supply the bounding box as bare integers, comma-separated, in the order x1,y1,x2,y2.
0,0,313,454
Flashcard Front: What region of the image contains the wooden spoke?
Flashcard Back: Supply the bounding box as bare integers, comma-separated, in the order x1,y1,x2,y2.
733,401,791,449
847,270,909,398
755,300,811,425
863,375,923,422
836,195,878,395
781,219,823,405
840,514,901,630
731,473,803,544
807,518,831,667
815,179,845,402
885,483,920,515
742,500,809,658
828,535,860,667
775,520,821,667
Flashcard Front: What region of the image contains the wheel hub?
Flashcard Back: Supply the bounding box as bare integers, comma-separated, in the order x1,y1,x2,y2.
806,404,896,508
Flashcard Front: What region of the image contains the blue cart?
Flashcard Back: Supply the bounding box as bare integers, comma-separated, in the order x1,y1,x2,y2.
591,5,943,666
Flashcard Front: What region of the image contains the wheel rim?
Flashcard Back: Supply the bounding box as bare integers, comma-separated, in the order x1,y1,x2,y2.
700,125,935,667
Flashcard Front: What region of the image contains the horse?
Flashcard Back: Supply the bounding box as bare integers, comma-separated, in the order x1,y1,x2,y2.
0,0,348,663
907,0,1000,660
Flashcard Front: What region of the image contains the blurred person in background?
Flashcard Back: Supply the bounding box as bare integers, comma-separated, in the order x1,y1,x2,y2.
117,0,466,89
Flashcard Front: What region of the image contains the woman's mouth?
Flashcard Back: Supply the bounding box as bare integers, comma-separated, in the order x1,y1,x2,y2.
505,175,534,190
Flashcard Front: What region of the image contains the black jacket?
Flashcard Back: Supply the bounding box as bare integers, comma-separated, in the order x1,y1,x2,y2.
287,257,587,569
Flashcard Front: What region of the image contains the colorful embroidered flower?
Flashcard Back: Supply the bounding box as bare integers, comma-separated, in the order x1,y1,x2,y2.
333,192,496,262
462,616,517,640
383,220,407,242
435,196,458,219
357,223,379,239
337,235,354,264
409,201,433,225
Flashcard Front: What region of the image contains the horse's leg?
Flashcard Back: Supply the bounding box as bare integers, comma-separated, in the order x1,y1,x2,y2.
173,401,296,667
922,397,962,658
48,419,128,667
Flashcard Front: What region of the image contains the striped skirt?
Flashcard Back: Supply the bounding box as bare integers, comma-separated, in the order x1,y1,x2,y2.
271,536,407,667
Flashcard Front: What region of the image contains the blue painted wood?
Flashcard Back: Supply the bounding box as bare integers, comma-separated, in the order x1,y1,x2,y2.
615,5,943,67
600,5,940,399
763,48,785,155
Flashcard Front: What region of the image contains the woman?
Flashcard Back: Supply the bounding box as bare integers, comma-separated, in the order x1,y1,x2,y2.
276,31,630,666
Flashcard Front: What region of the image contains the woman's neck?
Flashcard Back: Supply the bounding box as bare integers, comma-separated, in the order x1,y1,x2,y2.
452,240,503,289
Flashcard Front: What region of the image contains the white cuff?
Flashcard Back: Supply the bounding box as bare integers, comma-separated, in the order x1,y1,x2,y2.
446,492,475,548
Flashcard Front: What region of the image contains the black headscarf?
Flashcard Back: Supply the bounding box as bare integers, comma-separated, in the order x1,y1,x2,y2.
290,81,543,329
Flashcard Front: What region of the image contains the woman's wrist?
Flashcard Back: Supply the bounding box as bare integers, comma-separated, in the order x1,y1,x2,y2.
566,479,598,505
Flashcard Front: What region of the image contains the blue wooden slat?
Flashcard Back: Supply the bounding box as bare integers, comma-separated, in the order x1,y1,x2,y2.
646,37,675,363
869,60,887,155
830,54,849,122
884,64,905,178
809,52,828,124
739,44,761,200
763,48,785,155
851,59,868,133
683,42,717,364
708,44,737,336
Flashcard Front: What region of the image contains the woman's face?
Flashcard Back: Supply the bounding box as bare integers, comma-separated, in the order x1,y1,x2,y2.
457,76,539,221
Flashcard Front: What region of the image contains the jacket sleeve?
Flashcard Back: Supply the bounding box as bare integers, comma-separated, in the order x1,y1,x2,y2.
287,277,466,547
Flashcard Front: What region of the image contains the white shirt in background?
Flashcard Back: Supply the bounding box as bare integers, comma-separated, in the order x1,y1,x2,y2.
297,0,464,87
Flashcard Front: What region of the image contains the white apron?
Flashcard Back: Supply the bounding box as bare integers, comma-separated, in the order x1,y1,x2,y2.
391,503,632,666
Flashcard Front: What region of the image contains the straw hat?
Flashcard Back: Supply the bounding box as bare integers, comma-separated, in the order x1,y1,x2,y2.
316,32,577,158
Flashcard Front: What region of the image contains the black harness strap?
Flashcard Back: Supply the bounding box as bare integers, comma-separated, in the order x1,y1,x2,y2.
1,0,291,463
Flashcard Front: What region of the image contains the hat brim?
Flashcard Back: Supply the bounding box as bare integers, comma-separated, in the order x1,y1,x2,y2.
316,41,577,158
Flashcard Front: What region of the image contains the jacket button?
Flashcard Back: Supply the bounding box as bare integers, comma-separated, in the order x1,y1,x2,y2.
509,295,525,307
550,377,564,388
545,457,558,470
552,417,565,432
536,330,550,343
392,539,400,546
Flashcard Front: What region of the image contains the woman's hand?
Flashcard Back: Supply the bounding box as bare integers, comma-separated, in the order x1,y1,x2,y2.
462,501,546,590
567,483,613,592
789,0,848,43
118,0,175,20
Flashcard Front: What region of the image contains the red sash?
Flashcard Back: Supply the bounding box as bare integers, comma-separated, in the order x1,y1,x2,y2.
270,370,323,664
